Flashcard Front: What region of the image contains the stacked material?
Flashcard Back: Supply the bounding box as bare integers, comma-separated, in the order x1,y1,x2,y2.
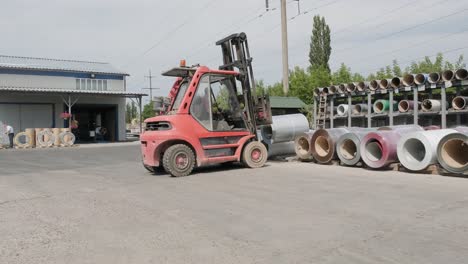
260,114,310,158
360,125,424,169
310,128,350,163
397,129,457,171
315,68,467,96
294,130,315,160
352,104,368,115
336,128,377,166
398,100,420,112
452,96,468,110
373,100,396,114
337,104,349,116
437,127,468,174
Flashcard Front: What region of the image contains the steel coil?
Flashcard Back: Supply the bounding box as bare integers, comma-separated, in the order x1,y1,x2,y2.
437,131,468,174
362,125,423,169
59,131,76,147
336,128,377,166
415,73,428,85
452,96,468,110
294,130,315,160
36,129,55,147
261,114,309,145
397,129,458,171
398,100,420,112
311,128,350,163
352,104,368,115
421,99,442,112
455,68,468,80
337,104,349,116
14,132,31,148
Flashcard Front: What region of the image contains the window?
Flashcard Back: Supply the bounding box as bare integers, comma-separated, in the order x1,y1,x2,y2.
75,78,110,91
190,75,211,130
171,81,189,111
98,80,103,91
190,74,245,131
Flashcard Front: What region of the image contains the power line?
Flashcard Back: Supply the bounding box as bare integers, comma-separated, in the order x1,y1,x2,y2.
362,45,468,74
186,3,281,61
355,26,468,64
123,0,218,67
335,6,468,54
332,0,423,39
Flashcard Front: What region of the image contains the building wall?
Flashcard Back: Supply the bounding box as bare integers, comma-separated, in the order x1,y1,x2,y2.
0,73,124,91
0,93,126,141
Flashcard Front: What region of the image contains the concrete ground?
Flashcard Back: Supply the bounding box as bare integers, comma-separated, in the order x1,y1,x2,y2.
1,144,468,264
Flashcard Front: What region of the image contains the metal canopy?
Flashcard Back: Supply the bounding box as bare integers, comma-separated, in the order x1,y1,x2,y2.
161,67,197,78
0,87,146,98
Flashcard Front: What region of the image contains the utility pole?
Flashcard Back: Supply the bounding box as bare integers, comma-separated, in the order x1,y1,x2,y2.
143,69,159,103
280,0,289,95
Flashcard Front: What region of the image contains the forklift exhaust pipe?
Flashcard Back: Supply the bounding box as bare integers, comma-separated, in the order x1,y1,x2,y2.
379,79,389,90
442,70,455,81
452,96,468,110
346,83,356,93
428,72,441,84
455,68,468,80
357,81,368,92
369,80,380,91
403,74,415,86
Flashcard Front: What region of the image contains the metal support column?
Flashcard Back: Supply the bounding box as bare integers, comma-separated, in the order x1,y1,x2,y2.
413,87,418,126
330,96,334,128
389,90,394,126
367,93,372,128
138,96,143,133
348,95,352,127
456,87,461,126
313,97,317,129
441,87,447,129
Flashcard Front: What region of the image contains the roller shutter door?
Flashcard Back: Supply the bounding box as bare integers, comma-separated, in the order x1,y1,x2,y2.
0,103,53,132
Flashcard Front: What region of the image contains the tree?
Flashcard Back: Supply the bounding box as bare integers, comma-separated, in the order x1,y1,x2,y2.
142,102,156,120
392,60,402,77
332,63,352,84
125,103,132,123
309,15,331,72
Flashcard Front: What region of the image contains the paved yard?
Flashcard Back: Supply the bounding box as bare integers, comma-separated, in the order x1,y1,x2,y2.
1,143,468,263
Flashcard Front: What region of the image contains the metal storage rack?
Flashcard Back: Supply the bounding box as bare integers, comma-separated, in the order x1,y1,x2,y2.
313,80,468,129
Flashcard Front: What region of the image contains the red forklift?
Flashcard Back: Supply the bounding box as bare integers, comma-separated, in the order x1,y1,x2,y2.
140,33,272,177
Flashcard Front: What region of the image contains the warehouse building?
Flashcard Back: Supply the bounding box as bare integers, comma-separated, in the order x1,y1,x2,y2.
0,55,145,142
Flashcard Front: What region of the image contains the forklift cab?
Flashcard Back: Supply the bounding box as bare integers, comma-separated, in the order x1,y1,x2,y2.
164,67,246,132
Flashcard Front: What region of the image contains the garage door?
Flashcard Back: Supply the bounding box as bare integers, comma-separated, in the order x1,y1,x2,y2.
0,104,53,133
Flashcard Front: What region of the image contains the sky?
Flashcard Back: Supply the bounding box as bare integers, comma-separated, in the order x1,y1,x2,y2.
1,0,467,101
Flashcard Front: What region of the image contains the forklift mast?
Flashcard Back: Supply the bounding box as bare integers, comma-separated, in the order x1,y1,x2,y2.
216,32,272,136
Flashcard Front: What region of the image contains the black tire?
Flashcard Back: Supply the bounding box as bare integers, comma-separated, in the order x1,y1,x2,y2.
162,144,195,177
242,141,268,168
143,164,165,174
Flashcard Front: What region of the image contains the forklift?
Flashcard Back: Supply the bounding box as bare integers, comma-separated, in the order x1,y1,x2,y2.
140,32,272,177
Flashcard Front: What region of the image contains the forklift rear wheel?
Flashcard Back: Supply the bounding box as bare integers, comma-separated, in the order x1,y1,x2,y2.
242,141,268,168
163,144,195,177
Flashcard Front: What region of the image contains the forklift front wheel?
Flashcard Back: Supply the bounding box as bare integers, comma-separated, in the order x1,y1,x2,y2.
242,141,268,168
163,144,195,177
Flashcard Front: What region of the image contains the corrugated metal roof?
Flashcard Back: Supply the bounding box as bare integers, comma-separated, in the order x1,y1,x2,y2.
0,87,146,97
270,96,306,109
0,55,128,75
